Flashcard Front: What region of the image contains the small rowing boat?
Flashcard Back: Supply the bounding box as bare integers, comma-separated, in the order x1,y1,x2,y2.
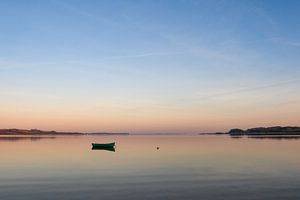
92,142,115,148
92,146,115,152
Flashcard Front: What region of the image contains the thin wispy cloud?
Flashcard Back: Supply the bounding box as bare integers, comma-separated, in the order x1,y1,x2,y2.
0,51,182,70
51,0,117,26
197,78,300,101
160,34,247,64
270,37,300,47
252,5,278,28
122,18,244,64
92,51,183,61
0,59,64,70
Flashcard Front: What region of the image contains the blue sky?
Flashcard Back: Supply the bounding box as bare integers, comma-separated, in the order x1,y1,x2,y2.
0,0,300,133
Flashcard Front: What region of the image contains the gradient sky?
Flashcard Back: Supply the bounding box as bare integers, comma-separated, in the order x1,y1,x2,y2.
0,0,300,133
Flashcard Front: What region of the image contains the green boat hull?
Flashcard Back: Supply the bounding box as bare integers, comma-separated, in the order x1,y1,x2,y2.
92,146,115,152
92,142,115,148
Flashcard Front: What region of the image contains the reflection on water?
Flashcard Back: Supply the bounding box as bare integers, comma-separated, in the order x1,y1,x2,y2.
249,136,300,140
230,135,300,140
0,136,56,142
0,135,300,200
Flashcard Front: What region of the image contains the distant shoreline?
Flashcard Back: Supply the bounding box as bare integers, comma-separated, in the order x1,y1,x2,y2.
1,126,300,136
199,126,300,136
0,129,129,136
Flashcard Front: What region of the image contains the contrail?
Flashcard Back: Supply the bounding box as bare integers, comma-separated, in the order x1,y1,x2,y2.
198,78,300,101
51,0,116,26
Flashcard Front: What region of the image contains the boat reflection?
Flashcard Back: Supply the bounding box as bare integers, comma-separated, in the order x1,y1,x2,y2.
91,146,116,152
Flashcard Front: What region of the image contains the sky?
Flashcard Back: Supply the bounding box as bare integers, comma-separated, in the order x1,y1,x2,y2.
0,0,300,133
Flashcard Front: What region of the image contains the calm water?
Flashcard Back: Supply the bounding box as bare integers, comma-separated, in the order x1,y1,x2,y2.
0,135,300,200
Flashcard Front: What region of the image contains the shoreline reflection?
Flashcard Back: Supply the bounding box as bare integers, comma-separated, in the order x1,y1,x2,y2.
0,136,56,142
230,135,300,140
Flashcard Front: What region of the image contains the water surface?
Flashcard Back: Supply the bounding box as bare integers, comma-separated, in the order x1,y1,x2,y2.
0,135,299,200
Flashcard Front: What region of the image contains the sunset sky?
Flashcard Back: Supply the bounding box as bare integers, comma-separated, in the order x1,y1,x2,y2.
0,0,299,133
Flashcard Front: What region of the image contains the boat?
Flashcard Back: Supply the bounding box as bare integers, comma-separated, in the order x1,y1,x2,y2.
92,146,115,152
92,142,115,148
